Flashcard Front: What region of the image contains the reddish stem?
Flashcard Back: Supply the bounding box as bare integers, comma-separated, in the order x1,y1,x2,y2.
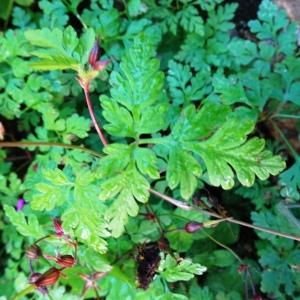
149,189,300,242
83,83,108,147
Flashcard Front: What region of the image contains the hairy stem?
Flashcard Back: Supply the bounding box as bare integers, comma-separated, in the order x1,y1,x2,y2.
0,141,103,159
3,141,299,242
149,189,300,242
273,113,300,120
82,84,108,147
12,285,35,300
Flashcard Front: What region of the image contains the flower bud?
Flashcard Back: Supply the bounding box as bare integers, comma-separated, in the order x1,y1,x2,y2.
89,41,100,67
55,255,76,268
16,198,25,211
34,267,60,287
184,221,203,233
93,60,109,71
237,264,248,273
253,294,263,300
158,238,169,251
26,244,42,260
53,218,64,237
29,272,42,284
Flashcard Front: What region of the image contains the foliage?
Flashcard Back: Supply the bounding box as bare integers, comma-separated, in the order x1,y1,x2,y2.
0,0,299,299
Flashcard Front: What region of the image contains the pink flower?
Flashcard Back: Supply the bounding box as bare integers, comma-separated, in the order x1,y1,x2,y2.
16,198,25,211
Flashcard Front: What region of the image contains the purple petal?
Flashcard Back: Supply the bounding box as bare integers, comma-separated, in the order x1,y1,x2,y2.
16,198,25,211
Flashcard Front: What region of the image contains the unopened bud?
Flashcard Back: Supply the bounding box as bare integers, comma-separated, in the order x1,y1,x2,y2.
26,244,42,260
34,267,60,287
56,255,76,268
88,41,100,67
237,264,248,273
16,198,25,211
158,238,169,251
53,218,64,237
29,272,42,284
184,222,203,233
93,60,109,71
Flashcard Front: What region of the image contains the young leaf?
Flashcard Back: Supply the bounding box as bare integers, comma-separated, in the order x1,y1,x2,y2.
98,144,151,237
25,26,95,70
62,171,110,253
4,205,45,238
158,254,207,282
29,167,73,211
100,35,166,138
167,60,211,105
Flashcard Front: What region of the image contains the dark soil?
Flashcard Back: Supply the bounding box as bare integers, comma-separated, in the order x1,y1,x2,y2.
226,0,262,29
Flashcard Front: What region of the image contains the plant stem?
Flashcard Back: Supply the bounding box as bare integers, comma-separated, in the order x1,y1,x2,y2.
82,84,108,147
271,120,299,159
0,141,103,159
12,285,35,300
149,189,300,242
138,137,170,145
273,113,300,120
202,230,242,263
4,141,299,242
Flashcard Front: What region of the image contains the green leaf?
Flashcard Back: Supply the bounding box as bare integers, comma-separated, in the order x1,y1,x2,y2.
251,210,298,245
136,102,168,134
39,0,69,29
249,0,297,56
15,0,33,6
82,3,121,39
0,0,13,21
178,6,204,35
159,254,207,282
65,113,90,139
128,0,147,17
166,146,201,200
98,144,150,237
197,250,236,268
30,167,73,211
163,101,231,199
62,170,110,253
280,159,300,199
101,95,135,138
212,73,249,106
134,147,160,179
167,60,211,105
257,243,300,297
188,116,286,189
4,205,45,238
102,35,165,138
25,26,95,70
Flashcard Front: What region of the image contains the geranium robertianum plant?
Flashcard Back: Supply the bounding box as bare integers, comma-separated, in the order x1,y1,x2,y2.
0,0,300,299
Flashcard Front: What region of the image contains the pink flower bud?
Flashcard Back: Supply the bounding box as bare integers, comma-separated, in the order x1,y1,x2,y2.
253,294,263,300
53,218,64,237
93,60,109,71
55,255,76,268
184,222,203,233
26,244,42,260
34,267,61,287
88,41,100,67
29,272,42,284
